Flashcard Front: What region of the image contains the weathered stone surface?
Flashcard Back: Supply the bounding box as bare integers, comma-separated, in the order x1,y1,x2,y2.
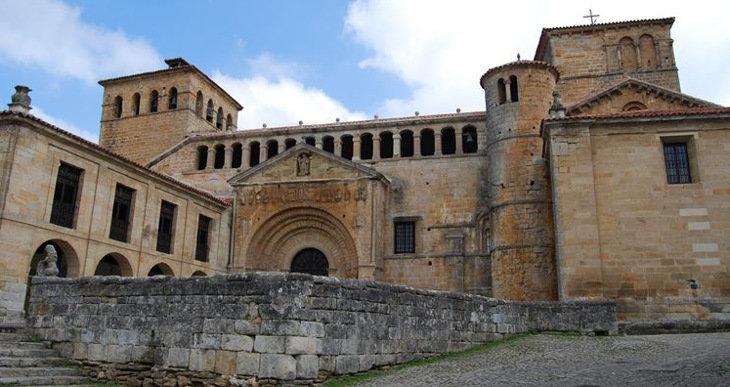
220,334,253,352
235,352,260,376
259,354,296,380
253,335,285,354
189,349,215,372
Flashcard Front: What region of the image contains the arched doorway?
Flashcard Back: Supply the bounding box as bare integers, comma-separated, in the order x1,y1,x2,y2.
291,248,329,276
147,263,174,276
94,253,133,276
29,241,68,277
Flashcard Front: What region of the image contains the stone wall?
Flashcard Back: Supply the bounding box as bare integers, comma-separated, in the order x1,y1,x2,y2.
27,273,616,385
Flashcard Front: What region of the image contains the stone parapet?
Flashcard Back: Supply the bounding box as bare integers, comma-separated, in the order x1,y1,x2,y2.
27,273,616,385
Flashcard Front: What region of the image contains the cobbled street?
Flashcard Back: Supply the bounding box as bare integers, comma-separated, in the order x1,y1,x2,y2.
354,332,730,386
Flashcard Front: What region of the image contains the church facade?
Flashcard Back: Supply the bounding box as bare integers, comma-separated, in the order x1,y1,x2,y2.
1,17,728,325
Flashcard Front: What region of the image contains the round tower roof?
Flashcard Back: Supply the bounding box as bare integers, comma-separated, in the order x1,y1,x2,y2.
479,60,559,89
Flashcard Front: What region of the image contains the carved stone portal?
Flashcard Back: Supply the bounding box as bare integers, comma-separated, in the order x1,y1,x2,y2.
37,245,59,277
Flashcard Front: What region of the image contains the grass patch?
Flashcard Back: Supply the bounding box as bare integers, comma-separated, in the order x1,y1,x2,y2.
31,334,43,343
324,332,538,387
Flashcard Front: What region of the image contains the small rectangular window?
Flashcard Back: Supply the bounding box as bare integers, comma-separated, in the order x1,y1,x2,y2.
394,221,415,254
109,184,135,242
195,214,212,262
156,200,176,254
50,163,82,228
663,142,691,184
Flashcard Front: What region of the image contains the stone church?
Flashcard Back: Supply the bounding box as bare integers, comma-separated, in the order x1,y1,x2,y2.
0,17,728,326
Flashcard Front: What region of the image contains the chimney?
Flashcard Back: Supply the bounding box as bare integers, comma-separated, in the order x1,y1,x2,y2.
8,85,32,114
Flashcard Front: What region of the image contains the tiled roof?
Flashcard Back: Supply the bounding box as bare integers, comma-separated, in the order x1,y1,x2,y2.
479,61,559,86
0,111,230,207
547,107,730,122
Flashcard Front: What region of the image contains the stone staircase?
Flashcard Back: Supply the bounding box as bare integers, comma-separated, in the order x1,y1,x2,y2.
0,326,97,386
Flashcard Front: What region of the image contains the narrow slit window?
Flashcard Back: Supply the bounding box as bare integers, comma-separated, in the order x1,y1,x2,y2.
195,214,212,262
156,201,176,254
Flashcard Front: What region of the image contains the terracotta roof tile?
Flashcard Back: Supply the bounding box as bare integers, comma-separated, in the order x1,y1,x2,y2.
547,107,730,122
479,61,559,86
0,111,230,207
542,17,674,33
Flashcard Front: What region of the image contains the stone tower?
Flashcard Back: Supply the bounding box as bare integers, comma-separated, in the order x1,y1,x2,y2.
480,61,558,301
98,58,243,164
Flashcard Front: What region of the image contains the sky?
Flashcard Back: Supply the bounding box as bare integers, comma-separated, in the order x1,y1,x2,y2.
1,0,728,143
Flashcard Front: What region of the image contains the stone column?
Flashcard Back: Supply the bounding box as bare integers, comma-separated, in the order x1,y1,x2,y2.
278,140,285,154
455,127,463,155
260,144,267,162
206,145,215,169
505,79,513,103
224,145,233,168
241,146,250,168
315,137,323,150
414,134,421,156
373,136,381,160
353,136,361,161
435,131,442,156
393,133,401,158
334,138,342,156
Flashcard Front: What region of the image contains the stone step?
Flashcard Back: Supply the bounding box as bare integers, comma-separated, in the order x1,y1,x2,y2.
0,332,31,342
0,340,48,349
0,366,80,377
0,355,70,367
0,347,58,357
0,375,91,385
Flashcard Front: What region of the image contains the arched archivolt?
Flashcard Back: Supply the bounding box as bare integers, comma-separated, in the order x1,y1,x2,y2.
147,262,175,276
243,207,359,278
94,253,133,277
29,239,80,278
622,101,647,111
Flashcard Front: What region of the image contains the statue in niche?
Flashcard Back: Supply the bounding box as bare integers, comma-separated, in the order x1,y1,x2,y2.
36,245,59,277
297,152,311,176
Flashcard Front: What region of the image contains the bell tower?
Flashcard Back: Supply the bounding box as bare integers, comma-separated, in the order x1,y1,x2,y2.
480,61,559,301
98,58,243,164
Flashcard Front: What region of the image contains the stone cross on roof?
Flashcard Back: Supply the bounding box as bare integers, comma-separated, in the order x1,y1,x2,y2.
583,9,600,25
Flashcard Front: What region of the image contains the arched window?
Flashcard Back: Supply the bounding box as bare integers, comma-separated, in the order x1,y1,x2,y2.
214,144,225,169
497,79,506,105
441,127,456,155
132,93,140,116
226,114,233,130
462,125,478,154
206,100,214,122
231,143,242,168
620,37,638,73
322,136,335,153
639,34,656,70
195,91,203,117
304,137,316,146
191,270,207,277
509,75,519,102
400,130,414,157
420,129,435,156
168,87,178,110
113,96,123,118
266,140,278,159
380,132,393,159
197,146,208,170
149,90,159,113
340,135,353,160
94,254,132,276
148,263,174,276
285,139,297,149
216,107,223,129
360,133,373,160
249,142,260,167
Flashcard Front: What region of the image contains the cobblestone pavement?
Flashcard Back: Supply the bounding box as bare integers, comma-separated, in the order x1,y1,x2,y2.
355,332,730,386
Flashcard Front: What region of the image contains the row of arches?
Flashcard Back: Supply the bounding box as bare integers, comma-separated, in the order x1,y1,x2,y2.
29,240,208,278
618,34,658,73
195,91,233,130
195,126,479,171
111,87,179,119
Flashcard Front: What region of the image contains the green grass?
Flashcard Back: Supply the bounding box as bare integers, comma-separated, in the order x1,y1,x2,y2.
324,332,538,387
31,334,43,343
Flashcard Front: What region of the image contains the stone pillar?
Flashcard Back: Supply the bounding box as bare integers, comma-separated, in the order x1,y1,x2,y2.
353,136,361,161
414,134,421,156
260,144,267,162
278,141,285,154
505,79,513,103
373,136,381,161
435,131,442,156
455,128,463,155
206,146,215,169
393,133,401,158
241,146,250,168
224,146,233,168
334,138,342,156
315,138,323,150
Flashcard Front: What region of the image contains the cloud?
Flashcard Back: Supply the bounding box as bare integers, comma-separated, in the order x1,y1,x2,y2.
212,71,367,130
32,107,98,143
344,0,730,114
246,53,305,80
0,0,162,83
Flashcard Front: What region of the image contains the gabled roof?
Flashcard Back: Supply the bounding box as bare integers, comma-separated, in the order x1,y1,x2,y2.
566,77,720,115
535,17,675,60
546,106,730,122
227,143,390,186
0,111,229,207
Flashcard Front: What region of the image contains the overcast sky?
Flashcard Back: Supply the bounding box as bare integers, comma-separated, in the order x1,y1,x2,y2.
1,0,728,142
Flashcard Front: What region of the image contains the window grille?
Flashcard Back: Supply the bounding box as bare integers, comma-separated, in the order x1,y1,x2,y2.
663,142,691,184
394,221,415,254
